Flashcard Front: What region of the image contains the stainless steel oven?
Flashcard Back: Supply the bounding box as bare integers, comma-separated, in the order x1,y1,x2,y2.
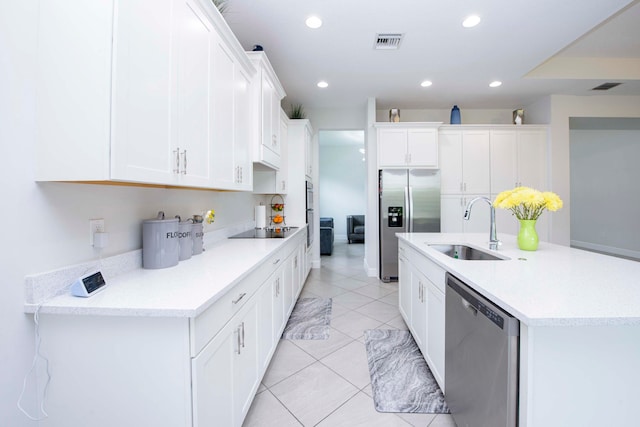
306,181,314,248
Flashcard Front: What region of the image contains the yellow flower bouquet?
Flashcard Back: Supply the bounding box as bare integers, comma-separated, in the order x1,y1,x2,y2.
494,187,563,220
494,187,562,251
205,209,215,224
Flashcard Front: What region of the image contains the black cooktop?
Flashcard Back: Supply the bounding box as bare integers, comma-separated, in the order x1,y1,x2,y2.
229,227,299,239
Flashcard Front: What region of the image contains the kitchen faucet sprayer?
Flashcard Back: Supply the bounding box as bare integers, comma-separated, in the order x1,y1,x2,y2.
464,196,500,250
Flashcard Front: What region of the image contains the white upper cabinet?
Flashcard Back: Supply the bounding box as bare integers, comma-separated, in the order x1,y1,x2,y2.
173,0,215,187
304,122,314,179
248,52,286,171
35,0,116,181
35,0,255,190
211,31,254,191
111,0,176,184
376,124,439,168
112,0,216,186
233,66,254,191
490,127,547,193
253,111,289,194
439,128,490,194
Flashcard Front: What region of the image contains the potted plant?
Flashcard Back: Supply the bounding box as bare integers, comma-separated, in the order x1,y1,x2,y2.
289,104,306,119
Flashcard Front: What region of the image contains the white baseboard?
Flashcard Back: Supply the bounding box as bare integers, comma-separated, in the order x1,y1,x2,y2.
571,240,640,261
364,258,378,278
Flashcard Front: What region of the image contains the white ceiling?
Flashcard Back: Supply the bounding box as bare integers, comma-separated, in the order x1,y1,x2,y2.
224,0,640,111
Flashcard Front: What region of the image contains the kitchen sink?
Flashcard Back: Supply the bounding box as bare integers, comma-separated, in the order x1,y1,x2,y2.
429,244,508,261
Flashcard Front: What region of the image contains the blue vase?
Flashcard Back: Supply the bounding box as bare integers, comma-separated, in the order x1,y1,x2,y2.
450,105,461,124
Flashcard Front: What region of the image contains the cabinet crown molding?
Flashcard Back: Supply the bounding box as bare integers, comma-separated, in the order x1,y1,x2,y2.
374,122,443,128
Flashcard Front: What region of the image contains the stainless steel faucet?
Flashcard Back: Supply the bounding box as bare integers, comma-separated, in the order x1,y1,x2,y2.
464,196,500,250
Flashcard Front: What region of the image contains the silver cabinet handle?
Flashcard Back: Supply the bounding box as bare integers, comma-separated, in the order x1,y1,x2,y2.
173,148,180,174
241,322,245,348
232,292,247,304
236,326,241,355
181,149,187,174
273,258,281,265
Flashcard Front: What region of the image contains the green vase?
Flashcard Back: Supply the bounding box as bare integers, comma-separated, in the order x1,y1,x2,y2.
518,219,539,251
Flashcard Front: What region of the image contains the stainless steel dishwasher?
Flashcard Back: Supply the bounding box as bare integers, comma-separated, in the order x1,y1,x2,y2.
445,273,520,427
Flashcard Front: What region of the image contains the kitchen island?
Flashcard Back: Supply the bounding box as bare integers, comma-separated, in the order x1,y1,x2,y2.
398,232,640,427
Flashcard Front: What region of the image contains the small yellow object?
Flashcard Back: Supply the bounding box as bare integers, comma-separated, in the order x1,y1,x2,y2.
273,214,283,224
205,209,215,224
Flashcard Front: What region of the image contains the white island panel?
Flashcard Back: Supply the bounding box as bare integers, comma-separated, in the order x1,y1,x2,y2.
397,232,640,427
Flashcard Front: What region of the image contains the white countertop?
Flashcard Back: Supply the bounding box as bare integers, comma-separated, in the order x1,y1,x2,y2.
30,229,304,318
398,233,640,326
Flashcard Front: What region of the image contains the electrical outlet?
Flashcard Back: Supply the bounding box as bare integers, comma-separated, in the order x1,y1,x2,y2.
89,219,105,246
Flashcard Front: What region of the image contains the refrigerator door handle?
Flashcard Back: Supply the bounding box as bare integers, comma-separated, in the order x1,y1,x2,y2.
407,185,414,232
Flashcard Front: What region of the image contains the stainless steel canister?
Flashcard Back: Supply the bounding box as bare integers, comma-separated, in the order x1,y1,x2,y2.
177,219,193,261
192,215,204,255
142,212,179,269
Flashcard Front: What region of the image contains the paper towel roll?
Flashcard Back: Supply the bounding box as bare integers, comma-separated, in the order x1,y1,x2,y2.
255,205,266,229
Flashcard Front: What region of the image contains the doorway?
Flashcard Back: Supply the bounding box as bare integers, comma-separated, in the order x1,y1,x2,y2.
318,130,366,242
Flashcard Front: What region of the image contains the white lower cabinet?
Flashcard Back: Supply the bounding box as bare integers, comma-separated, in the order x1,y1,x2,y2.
193,238,302,427
398,250,411,322
398,241,446,391
192,296,259,426
271,266,286,341
257,276,275,374
410,269,428,353
38,233,306,427
426,282,445,390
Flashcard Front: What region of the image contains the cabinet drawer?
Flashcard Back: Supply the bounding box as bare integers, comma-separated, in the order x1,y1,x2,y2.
416,256,446,293
191,273,261,357
190,234,301,356
402,243,446,293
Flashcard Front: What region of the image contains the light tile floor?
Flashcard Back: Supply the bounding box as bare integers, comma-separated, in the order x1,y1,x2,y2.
243,241,456,427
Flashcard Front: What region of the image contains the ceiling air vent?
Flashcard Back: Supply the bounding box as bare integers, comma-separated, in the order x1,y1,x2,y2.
591,82,622,91
374,33,403,50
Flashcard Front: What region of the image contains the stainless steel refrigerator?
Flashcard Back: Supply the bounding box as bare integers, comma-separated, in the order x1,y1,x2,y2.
379,169,441,282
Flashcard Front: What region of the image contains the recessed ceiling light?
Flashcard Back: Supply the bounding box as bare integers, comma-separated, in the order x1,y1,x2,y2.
305,16,322,29
317,81,328,88
489,81,502,88
420,80,433,87
462,15,481,28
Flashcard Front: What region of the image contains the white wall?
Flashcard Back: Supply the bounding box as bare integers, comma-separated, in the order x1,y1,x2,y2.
546,95,640,245
569,119,640,259
318,133,366,240
0,3,262,425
